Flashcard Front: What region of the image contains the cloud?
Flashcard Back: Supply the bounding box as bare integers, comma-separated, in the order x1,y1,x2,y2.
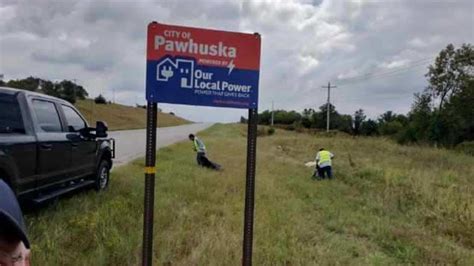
0,0,473,122
380,59,410,69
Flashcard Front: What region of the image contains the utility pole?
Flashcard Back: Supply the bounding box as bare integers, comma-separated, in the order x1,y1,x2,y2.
72,78,77,101
321,82,337,132
37,80,43,91
271,100,274,127
113,88,116,104
92,93,95,122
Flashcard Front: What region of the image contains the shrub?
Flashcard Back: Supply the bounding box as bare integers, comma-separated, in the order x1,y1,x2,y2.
379,120,403,135
397,126,418,144
94,94,107,104
455,141,474,156
256,126,275,137
267,127,275,135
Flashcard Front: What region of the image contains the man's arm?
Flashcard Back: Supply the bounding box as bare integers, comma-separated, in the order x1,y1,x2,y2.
315,152,320,163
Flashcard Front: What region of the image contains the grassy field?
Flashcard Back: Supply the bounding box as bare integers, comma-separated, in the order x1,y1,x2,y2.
26,124,474,265
75,99,189,130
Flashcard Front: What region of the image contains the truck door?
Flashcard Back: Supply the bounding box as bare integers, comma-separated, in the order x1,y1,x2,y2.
0,92,37,195
31,99,72,189
60,104,97,178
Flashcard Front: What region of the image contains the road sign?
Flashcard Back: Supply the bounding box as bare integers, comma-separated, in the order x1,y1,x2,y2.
143,22,261,266
146,22,261,109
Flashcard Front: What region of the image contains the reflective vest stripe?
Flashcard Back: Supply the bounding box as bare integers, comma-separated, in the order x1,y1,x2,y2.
194,139,200,151
194,139,199,150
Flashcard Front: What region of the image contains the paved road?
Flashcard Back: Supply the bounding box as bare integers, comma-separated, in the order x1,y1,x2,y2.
109,123,213,166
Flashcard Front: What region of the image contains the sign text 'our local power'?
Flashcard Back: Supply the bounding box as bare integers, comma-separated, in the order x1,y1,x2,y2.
146,23,261,109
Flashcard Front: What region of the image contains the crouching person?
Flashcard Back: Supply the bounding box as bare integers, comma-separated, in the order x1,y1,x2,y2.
189,134,221,170
315,148,334,180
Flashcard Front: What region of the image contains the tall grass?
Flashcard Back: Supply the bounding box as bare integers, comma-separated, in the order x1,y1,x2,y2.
26,124,474,264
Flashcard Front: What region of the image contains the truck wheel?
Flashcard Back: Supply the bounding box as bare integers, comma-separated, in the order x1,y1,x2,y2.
95,160,110,191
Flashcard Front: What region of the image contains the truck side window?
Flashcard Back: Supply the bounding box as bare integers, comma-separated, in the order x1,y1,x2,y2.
62,105,86,132
32,100,63,132
0,93,25,134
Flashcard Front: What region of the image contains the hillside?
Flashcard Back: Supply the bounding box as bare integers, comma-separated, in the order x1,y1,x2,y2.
27,124,474,264
75,99,190,130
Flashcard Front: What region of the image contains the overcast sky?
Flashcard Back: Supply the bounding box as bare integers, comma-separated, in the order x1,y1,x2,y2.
1,0,473,122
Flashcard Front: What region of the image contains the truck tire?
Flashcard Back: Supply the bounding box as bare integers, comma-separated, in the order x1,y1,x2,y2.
95,160,110,191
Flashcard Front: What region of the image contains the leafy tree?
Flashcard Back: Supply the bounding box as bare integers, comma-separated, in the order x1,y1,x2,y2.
352,109,366,135
447,79,474,142
377,111,408,136
410,43,474,146
360,119,378,136
301,108,315,128
7,76,41,91
302,108,315,117
426,43,473,110
313,103,338,129
335,114,353,133
274,110,301,125
379,120,404,135
258,110,302,125
378,111,396,124
39,80,58,97
406,92,433,142
258,110,272,125
57,80,88,104
4,77,88,104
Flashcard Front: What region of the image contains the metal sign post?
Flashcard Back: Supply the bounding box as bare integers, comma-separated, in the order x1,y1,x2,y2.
243,107,258,266
142,102,157,266
144,21,261,265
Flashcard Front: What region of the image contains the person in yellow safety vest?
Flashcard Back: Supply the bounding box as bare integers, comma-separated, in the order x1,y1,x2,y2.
188,134,221,170
314,148,334,180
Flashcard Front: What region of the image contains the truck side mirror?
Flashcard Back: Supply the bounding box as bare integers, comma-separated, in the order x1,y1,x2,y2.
96,121,108,138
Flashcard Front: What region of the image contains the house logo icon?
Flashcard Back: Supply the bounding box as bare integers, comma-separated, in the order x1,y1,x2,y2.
157,57,195,88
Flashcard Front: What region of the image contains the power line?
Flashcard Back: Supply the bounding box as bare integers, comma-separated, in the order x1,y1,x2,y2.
337,58,433,85
271,100,274,126
336,55,474,86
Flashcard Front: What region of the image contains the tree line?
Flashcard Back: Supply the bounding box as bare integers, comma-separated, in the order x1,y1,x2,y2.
0,77,116,105
0,77,88,104
249,43,473,148
253,105,409,137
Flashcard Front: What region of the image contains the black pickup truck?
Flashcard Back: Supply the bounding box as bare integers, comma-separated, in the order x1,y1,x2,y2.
0,87,115,203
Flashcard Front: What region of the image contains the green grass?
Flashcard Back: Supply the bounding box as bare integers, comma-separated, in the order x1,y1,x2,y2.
75,99,190,130
26,124,474,265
